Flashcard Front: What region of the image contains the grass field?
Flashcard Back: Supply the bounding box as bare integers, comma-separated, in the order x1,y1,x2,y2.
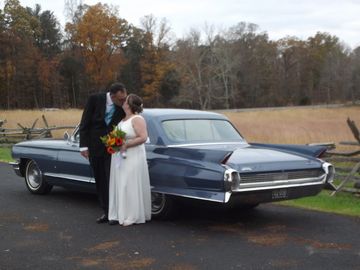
222,106,360,146
1,105,359,216
1,105,359,144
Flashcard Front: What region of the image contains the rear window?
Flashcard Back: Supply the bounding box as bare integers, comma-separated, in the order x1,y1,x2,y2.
162,119,243,143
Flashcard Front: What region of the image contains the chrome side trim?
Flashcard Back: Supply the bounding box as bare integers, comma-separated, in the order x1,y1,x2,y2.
151,190,225,203
44,173,94,183
167,142,246,147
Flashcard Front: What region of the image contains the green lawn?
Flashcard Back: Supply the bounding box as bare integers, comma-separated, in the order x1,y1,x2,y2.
276,191,360,217
0,147,12,162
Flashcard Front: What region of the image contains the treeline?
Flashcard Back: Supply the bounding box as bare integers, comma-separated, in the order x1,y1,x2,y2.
1,0,360,109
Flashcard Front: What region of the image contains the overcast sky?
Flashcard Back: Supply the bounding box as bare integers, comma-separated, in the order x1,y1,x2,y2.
7,0,360,48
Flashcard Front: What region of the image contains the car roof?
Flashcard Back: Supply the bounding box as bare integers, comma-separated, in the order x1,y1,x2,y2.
142,108,227,121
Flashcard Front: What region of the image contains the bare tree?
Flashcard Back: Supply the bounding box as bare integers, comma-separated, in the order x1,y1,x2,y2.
174,29,216,109
64,0,83,22
212,31,240,109
140,14,174,48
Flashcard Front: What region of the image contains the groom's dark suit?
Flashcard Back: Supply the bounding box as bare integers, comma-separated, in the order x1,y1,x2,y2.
79,92,125,215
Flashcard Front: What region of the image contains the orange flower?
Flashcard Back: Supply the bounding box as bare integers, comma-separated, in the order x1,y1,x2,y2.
107,137,116,146
100,126,126,155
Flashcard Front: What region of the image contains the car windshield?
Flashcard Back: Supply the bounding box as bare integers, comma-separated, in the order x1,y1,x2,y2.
162,119,244,144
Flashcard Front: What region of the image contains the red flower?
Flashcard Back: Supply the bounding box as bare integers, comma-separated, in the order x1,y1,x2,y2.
107,146,115,154
115,137,123,146
100,126,126,155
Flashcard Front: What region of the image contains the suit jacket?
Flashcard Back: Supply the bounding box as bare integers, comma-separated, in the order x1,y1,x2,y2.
79,93,125,157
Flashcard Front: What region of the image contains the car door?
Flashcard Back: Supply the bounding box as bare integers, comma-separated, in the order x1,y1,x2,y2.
55,128,94,184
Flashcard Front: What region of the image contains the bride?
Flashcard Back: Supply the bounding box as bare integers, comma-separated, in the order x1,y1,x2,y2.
108,94,151,226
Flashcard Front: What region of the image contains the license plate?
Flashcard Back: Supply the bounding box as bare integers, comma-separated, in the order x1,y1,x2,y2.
272,189,288,200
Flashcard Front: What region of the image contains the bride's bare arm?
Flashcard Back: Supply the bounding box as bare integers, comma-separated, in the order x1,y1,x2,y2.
122,117,148,150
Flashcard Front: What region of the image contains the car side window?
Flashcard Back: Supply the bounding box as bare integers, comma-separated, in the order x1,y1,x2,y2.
162,119,243,143
162,120,186,142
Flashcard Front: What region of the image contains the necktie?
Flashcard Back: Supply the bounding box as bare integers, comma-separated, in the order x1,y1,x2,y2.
105,104,115,125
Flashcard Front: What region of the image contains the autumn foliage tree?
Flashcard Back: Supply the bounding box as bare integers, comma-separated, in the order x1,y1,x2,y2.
0,0,63,109
139,15,179,107
1,1,360,110
65,3,130,90
2,0,42,108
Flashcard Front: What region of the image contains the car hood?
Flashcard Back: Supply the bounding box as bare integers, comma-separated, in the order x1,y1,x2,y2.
226,146,322,173
13,139,70,150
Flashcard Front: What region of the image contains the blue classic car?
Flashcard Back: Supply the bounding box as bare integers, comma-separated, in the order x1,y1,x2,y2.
10,109,336,219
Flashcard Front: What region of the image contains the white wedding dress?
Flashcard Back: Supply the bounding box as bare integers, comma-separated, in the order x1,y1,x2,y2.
108,115,151,225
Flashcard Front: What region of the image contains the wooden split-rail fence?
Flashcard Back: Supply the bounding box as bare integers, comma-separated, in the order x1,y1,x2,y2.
0,115,76,143
325,118,360,196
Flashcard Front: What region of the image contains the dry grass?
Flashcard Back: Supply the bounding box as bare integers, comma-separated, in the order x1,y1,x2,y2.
0,109,81,128
1,106,359,146
222,106,360,147
0,109,81,138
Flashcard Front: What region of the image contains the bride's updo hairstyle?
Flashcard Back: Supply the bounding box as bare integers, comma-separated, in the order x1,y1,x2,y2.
127,94,144,114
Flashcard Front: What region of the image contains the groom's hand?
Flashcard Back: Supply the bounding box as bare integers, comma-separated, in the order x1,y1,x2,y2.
80,149,89,159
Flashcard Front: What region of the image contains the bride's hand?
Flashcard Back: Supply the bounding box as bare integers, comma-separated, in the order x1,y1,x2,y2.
120,143,127,152
120,143,127,158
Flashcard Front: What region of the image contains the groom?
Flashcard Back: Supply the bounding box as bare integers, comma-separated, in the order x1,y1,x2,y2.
79,82,127,223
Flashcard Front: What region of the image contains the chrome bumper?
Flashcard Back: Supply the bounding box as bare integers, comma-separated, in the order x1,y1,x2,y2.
9,161,22,177
223,164,334,203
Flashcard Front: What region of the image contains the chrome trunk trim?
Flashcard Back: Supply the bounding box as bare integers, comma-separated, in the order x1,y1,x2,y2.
223,166,328,199
233,175,327,192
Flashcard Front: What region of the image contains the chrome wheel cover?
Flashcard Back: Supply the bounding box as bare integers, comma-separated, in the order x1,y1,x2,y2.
26,161,42,190
151,193,166,214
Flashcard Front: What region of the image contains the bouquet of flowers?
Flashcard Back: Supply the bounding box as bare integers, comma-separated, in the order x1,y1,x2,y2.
100,126,126,155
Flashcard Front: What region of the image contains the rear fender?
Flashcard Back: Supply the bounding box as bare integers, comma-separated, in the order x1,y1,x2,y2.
249,143,327,158
153,147,232,163
150,147,232,202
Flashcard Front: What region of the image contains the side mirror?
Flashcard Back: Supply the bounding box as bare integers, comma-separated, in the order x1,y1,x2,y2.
63,131,70,140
